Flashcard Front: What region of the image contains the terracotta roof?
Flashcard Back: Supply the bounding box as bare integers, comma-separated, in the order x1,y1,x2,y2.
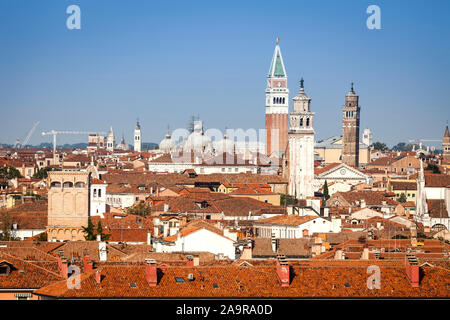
34,263,450,298
152,193,276,217
314,163,341,175
0,251,63,289
330,191,400,207
252,238,312,257
390,181,417,191
255,215,317,226
163,220,229,242
91,178,107,185
424,174,450,188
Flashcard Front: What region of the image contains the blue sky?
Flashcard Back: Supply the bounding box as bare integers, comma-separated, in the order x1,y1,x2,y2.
0,0,449,148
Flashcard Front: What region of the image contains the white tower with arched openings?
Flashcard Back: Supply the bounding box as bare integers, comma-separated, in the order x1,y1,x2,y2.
134,119,142,152
287,78,315,199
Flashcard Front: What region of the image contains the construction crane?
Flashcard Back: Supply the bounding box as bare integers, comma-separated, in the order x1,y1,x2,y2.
41,130,106,163
15,121,40,149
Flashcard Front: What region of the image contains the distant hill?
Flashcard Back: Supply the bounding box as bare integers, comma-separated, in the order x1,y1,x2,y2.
1,142,159,151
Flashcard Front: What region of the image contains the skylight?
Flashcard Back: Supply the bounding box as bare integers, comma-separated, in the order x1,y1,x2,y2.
175,277,185,283
129,283,137,288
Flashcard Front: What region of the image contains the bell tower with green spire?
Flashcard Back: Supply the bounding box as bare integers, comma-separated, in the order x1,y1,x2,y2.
265,37,289,157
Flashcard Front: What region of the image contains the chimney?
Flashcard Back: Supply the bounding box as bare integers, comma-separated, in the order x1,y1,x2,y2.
193,255,199,266
271,236,278,253
147,231,151,245
96,234,101,242
95,270,102,284
276,255,290,287
58,257,68,278
83,255,93,272
361,247,369,260
405,254,420,287
334,249,344,260
164,203,169,212
145,260,157,287
361,199,366,208
241,245,252,259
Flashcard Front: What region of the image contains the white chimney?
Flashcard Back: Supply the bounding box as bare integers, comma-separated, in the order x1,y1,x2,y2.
164,203,169,212
361,199,366,208
361,248,369,260
96,234,101,242
147,231,151,245
271,238,278,253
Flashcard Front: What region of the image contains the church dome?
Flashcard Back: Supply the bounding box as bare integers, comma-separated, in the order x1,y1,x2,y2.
159,132,176,153
183,120,211,153
213,132,235,154
116,135,130,151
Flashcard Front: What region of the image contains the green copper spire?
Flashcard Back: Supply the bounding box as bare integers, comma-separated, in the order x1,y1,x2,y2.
268,37,286,78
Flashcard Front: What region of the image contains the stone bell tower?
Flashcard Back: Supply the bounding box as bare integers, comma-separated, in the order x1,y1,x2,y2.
287,79,315,199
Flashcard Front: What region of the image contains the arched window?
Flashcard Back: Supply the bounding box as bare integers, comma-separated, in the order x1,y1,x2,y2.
282,97,285,104
50,181,61,188
300,118,303,127
98,189,102,197
273,97,276,104
63,182,73,188
75,182,85,188
306,118,310,127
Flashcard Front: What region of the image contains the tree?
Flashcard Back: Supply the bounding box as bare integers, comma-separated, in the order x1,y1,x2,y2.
371,142,388,151
323,181,330,203
0,166,23,179
96,221,110,241
127,202,152,217
0,211,19,241
37,232,48,241
397,193,407,203
33,166,60,179
82,217,96,241
280,194,297,206
425,163,441,174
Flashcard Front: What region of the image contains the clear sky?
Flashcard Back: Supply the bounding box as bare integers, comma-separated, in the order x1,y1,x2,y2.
1,0,449,148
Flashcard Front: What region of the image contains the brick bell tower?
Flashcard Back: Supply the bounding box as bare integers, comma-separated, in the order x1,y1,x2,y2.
342,82,360,167
265,37,289,157
443,123,450,161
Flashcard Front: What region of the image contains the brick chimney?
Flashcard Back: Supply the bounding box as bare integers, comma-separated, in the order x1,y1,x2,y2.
58,257,68,278
276,255,290,287
145,260,157,287
83,255,93,272
95,270,102,284
405,254,420,287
